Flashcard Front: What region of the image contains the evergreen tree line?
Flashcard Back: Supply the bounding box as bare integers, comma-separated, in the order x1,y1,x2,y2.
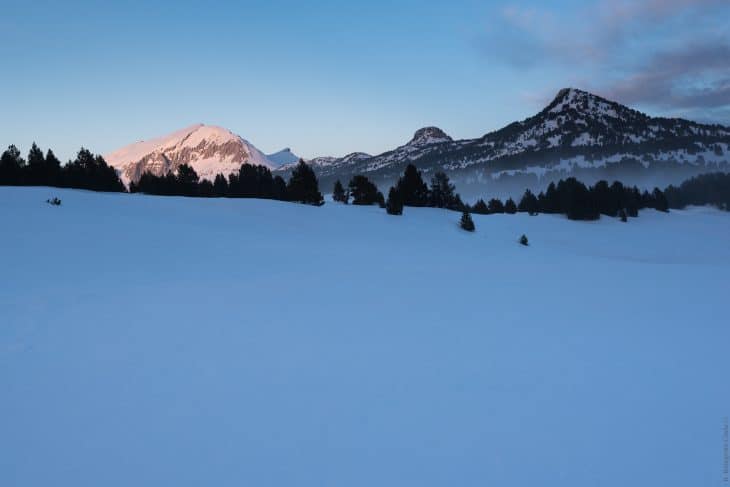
469,178,670,221
664,172,730,211
4,143,729,217
332,164,464,215
1,144,324,205
0,144,125,192
332,164,673,221
132,159,323,205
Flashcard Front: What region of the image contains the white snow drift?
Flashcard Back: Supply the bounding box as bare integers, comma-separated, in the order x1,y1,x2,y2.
1,186,729,487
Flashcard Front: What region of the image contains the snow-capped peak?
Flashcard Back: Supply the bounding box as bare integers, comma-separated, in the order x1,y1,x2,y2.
545,88,643,122
407,127,453,146
341,152,372,163
105,124,275,184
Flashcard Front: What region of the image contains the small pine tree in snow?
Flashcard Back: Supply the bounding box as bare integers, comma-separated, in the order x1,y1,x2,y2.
619,208,628,222
519,234,528,246
460,210,475,232
332,180,348,204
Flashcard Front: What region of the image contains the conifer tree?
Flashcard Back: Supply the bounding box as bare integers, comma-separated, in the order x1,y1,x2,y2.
640,189,653,209
227,173,240,196
176,164,199,196
609,181,626,216
504,198,517,214
0,144,25,185
394,164,429,207
429,171,458,208
213,174,229,197
518,189,539,215
235,163,277,198
541,182,560,213
460,210,475,231
44,149,61,186
198,179,214,197
627,186,641,216
558,177,599,220
60,148,124,192
592,180,616,216
332,179,348,204
453,194,466,211
472,199,489,214
272,175,287,201
286,160,324,205
652,187,669,212
27,143,45,185
487,198,505,213
348,175,381,205
519,234,529,246
385,186,403,215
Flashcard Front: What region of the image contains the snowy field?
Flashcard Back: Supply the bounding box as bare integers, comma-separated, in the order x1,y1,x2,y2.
1,186,729,487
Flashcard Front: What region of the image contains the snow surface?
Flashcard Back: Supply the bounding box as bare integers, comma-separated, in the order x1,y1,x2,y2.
1,187,729,487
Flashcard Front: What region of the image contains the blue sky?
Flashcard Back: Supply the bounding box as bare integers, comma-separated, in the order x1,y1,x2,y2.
1,0,728,161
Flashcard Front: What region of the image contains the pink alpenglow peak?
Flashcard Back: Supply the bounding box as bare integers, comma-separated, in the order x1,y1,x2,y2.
105,124,276,185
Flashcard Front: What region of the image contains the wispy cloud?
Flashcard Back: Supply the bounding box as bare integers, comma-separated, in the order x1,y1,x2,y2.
598,0,726,26
483,0,730,122
603,43,730,108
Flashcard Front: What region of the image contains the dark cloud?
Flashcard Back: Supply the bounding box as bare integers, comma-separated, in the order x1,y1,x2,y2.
602,43,730,117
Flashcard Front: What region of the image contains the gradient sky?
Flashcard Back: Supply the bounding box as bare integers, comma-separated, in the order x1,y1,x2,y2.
2,0,729,161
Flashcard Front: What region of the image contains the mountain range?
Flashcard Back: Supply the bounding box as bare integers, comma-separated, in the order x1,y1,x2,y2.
106,89,730,198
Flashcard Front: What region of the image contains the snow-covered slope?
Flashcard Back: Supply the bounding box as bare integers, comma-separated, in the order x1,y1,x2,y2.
266,148,300,166
2,186,729,487
468,87,730,157
105,124,275,184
